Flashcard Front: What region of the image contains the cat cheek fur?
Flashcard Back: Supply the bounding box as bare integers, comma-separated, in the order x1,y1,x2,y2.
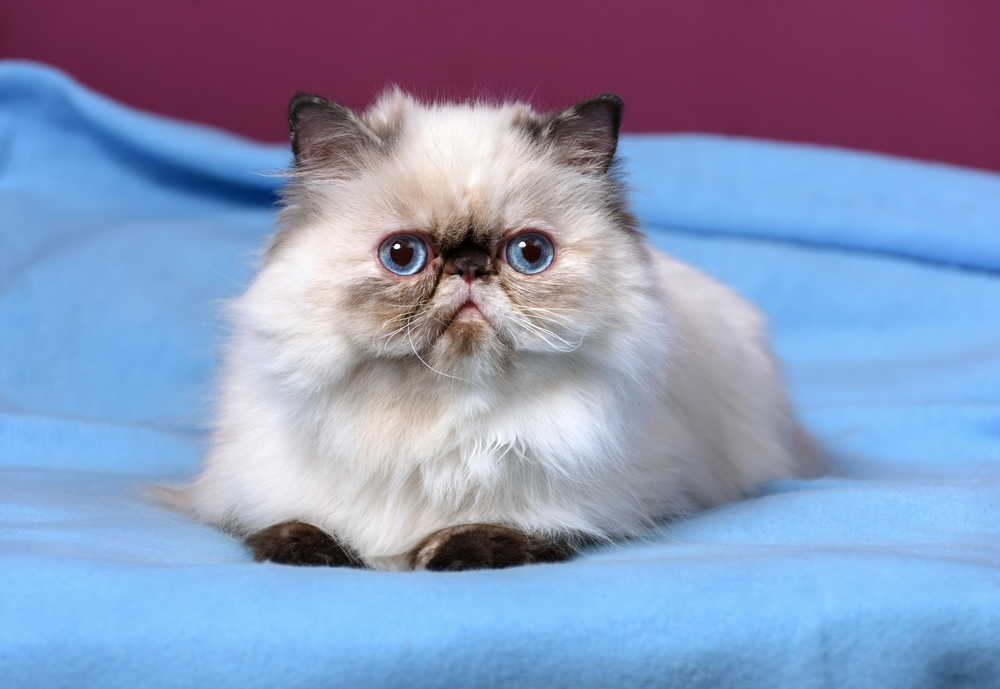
170,90,818,571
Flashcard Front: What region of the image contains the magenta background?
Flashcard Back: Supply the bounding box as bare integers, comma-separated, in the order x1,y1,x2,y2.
2,1,999,172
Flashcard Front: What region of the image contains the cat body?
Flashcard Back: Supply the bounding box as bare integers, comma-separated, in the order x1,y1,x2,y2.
174,91,814,570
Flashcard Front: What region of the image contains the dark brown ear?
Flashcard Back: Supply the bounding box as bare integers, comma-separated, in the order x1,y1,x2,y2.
288,92,382,169
543,94,623,172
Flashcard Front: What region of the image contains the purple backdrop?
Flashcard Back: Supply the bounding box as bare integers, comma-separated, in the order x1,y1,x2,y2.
2,1,998,172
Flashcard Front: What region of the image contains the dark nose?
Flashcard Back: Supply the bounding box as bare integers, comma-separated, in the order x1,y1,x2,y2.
443,242,494,283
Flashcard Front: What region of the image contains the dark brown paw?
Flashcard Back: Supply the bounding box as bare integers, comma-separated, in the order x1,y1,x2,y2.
245,521,364,567
410,524,573,571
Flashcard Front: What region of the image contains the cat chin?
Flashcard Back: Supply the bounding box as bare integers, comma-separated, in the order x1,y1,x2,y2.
427,318,511,381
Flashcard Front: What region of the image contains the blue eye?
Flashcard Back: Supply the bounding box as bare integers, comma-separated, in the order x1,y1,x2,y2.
505,232,554,275
378,234,429,275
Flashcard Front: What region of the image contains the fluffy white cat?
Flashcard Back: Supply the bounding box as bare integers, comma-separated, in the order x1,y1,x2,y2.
167,90,818,571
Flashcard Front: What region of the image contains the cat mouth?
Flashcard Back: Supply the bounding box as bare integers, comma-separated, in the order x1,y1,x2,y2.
442,298,492,331
454,301,484,320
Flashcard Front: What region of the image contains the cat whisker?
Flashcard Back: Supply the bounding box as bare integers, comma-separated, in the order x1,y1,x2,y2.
514,317,586,352
516,308,576,326
373,312,410,334
405,309,478,386
517,305,575,314
375,324,412,351
524,313,580,333
373,311,420,351
515,309,588,340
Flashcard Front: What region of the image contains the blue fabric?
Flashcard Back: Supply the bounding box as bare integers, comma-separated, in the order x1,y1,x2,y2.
2,60,1000,688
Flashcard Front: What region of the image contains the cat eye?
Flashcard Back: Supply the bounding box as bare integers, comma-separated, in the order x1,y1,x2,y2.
378,234,429,276
504,232,554,275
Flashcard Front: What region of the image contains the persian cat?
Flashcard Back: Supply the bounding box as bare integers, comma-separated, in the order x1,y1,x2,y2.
168,90,818,571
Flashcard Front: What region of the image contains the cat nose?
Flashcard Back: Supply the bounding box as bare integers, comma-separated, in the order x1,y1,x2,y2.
444,246,493,283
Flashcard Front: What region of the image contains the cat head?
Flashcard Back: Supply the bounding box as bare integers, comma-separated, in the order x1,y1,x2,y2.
252,90,660,386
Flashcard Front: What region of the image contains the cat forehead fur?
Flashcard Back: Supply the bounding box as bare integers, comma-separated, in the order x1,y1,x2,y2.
275,89,636,255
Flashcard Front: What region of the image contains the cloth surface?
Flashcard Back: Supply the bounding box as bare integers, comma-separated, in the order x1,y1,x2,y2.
2,61,1000,688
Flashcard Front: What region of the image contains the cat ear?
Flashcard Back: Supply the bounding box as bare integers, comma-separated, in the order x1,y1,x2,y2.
543,94,623,172
288,93,383,170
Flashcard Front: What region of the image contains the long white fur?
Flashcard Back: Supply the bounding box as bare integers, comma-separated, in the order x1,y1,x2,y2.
173,92,816,570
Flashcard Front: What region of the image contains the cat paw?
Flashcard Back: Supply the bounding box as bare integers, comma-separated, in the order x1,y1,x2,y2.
410,524,572,571
245,521,363,567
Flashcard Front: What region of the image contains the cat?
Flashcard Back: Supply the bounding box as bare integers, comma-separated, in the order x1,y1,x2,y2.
164,89,819,571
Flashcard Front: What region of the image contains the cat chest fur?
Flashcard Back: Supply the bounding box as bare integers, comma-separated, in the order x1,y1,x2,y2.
204,337,668,563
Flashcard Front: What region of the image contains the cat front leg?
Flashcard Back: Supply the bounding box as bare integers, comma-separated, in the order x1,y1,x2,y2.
409,524,573,571
245,521,364,567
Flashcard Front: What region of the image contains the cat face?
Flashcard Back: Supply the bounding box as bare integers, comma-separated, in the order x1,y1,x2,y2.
260,91,653,384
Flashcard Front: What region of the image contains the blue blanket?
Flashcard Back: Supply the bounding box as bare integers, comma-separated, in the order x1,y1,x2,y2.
3,61,999,688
